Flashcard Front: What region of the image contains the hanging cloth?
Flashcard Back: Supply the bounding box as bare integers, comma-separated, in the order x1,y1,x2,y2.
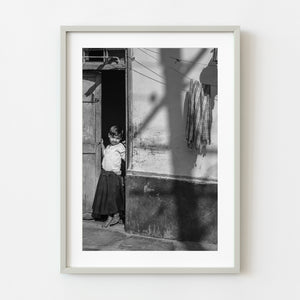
185,49,218,152
185,83,214,154
184,79,193,143
185,80,200,148
184,90,191,143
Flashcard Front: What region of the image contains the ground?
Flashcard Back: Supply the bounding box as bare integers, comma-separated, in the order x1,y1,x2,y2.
83,220,217,251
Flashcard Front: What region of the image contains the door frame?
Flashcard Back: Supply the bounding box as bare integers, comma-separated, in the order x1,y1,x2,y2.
126,48,133,171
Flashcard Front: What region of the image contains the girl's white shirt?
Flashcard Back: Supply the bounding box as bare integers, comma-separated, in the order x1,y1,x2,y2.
102,143,125,175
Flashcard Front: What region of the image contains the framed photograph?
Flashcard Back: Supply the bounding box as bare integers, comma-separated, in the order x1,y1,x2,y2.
61,26,240,273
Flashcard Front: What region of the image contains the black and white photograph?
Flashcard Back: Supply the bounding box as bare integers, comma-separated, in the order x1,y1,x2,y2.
4,0,300,295
82,47,218,251
4,0,300,294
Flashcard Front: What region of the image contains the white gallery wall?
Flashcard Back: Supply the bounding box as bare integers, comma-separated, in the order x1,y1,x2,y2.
0,0,299,299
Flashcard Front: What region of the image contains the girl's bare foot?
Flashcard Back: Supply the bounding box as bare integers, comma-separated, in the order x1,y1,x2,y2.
103,216,113,228
109,213,120,226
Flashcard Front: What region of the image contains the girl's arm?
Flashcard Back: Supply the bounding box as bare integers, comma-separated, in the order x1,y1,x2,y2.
120,143,125,161
99,139,105,156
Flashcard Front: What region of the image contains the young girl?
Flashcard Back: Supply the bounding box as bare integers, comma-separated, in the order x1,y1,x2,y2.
92,125,125,227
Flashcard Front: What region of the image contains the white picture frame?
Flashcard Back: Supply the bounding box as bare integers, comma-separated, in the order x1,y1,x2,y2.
61,26,240,273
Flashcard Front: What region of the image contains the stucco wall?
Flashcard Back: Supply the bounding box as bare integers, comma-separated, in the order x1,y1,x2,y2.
126,174,217,244
131,48,217,180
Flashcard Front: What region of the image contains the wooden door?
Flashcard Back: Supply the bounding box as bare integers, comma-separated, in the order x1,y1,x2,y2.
82,71,102,214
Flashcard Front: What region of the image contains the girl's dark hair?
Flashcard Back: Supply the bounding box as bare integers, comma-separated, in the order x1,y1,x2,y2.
109,125,123,139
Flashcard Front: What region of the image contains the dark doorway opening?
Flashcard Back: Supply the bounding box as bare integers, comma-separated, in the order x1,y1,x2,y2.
101,70,126,147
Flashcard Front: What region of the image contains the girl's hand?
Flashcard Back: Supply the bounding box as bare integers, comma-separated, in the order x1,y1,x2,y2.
99,139,105,156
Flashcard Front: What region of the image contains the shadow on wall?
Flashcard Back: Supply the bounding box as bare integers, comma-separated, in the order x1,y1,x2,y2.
163,48,209,246
126,48,218,248
134,48,214,174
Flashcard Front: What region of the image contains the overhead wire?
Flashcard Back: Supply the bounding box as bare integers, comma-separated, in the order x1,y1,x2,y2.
137,48,194,81
169,57,210,65
143,48,211,65
133,59,165,80
131,55,189,91
138,48,160,62
130,68,166,85
130,68,188,93
143,48,160,54
131,48,217,94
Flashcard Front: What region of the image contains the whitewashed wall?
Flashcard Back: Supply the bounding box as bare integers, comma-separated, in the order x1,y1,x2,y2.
131,48,218,180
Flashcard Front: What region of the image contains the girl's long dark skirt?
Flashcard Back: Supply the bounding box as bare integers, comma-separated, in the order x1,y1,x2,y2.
92,169,124,218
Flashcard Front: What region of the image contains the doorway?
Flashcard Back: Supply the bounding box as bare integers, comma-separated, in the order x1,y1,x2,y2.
101,70,126,148
82,69,127,215
82,49,128,249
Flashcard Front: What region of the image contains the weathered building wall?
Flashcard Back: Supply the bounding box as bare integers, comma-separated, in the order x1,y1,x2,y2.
130,48,217,180
126,48,218,243
126,174,217,246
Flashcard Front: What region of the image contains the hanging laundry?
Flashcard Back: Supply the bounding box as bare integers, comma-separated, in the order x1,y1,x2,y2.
200,90,212,144
184,79,193,142
201,84,213,145
193,86,203,150
189,81,201,147
185,80,201,148
185,49,217,154
184,90,191,143
184,81,193,147
185,83,214,155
